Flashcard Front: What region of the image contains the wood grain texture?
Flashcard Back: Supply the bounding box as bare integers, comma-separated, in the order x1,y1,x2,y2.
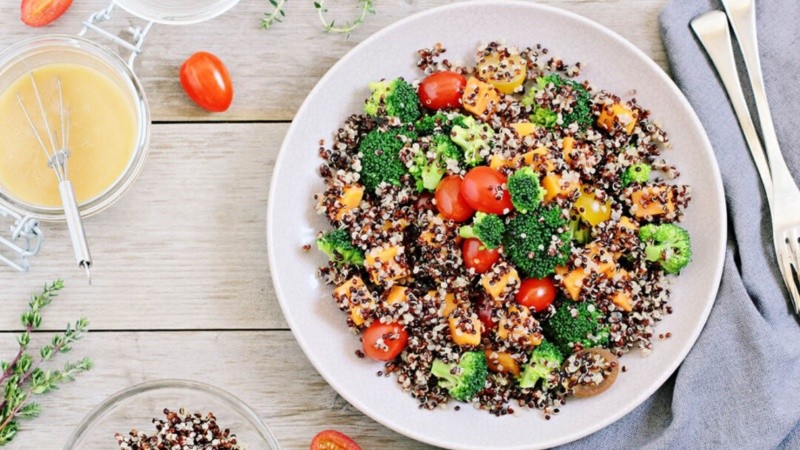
0,331,433,450
0,0,670,122
0,123,287,331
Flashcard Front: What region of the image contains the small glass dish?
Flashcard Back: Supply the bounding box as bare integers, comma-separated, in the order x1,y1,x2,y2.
64,379,281,449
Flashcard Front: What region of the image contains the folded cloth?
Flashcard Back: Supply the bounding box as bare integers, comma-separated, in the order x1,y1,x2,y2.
560,1,800,448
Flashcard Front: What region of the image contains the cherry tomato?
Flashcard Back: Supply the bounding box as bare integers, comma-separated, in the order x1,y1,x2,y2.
462,238,500,274
516,278,557,312
362,321,408,362
418,71,467,110
21,0,72,27
434,175,475,222
179,52,234,112
414,192,437,212
460,167,514,215
475,296,495,333
311,430,361,450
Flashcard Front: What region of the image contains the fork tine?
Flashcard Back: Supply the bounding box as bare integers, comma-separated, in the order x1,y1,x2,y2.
777,250,799,312
787,231,800,314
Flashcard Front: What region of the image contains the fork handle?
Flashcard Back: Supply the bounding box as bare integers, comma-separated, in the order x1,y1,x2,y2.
721,0,800,206
690,11,772,207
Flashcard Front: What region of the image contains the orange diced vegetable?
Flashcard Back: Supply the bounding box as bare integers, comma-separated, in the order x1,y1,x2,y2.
365,245,408,284
449,315,482,347
597,103,638,135
485,350,521,377
481,264,521,302
542,174,580,203
333,277,375,327
462,77,500,120
511,122,536,137
385,286,409,305
630,186,676,219
335,185,364,221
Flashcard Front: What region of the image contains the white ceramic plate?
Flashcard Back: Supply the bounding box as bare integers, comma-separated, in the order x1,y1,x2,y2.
267,2,726,448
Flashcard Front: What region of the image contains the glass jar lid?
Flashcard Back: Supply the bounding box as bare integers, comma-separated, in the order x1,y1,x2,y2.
112,0,241,25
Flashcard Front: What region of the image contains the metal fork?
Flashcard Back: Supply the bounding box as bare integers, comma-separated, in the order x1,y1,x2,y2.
692,1,800,315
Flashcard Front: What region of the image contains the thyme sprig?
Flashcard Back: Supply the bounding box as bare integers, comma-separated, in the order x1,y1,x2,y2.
261,0,288,30
314,0,375,38
0,281,92,446
262,0,375,37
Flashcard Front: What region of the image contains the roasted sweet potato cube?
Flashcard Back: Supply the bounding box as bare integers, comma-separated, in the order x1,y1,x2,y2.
630,186,676,219
485,350,521,377
462,77,500,120
335,184,364,221
333,277,375,326
597,103,638,134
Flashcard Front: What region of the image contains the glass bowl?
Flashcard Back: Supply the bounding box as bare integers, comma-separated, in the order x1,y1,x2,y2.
0,35,149,221
113,0,241,25
64,379,281,449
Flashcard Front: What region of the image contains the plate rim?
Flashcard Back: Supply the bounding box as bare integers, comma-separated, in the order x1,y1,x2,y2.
267,1,727,448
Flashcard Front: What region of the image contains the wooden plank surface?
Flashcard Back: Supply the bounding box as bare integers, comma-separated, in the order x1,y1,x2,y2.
0,0,669,122
0,0,673,448
0,123,286,331
0,331,432,450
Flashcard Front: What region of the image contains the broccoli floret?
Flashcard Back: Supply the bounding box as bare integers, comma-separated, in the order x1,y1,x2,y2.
364,78,421,123
451,116,494,166
431,352,488,402
459,212,505,249
639,223,692,274
568,216,591,244
503,205,571,278
543,301,610,355
408,133,461,191
316,229,364,266
508,167,545,213
519,340,563,389
621,163,652,187
415,112,468,136
358,128,416,192
521,74,592,130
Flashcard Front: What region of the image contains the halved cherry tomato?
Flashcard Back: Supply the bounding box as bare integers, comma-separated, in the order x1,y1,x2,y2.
434,175,475,222
462,238,500,274
21,0,72,27
179,52,234,112
418,71,467,110
311,430,361,450
414,192,437,212
460,167,514,215
516,278,557,312
362,321,408,361
475,296,495,333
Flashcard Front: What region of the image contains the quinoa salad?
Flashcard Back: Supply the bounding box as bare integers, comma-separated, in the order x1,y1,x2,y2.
311,42,692,417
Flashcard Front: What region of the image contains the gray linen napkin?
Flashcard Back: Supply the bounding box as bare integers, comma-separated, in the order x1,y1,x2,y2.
559,1,800,448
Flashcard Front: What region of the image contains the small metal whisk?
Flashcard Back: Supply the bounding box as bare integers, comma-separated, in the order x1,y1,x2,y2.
16,72,93,283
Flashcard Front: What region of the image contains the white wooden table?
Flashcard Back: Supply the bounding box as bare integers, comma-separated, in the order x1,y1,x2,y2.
0,1,669,448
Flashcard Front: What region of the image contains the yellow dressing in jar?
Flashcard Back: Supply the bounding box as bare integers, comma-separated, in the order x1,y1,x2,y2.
0,63,137,208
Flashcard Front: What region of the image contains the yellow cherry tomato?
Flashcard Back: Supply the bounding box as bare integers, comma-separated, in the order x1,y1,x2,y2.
477,53,527,95
574,189,612,226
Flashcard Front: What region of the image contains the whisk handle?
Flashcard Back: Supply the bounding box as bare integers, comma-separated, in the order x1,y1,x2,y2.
59,181,93,276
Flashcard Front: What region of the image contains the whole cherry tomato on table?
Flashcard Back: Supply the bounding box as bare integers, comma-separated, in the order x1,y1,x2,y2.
362,321,408,361
461,166,514,215
434,175,475,222
516,277,557,312
21,0,73,27
179,51,234,112
462,238,500,274
311,430,361,450
418,71,467,110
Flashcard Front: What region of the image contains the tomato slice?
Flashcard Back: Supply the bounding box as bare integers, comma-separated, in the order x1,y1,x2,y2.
179,52,234,112
418,71,467,110
21,0,73,27
462,238,500,274
362,321,408,361
434,175,475,222
460,167,514,215
311,430,361,450
516,278,557,312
